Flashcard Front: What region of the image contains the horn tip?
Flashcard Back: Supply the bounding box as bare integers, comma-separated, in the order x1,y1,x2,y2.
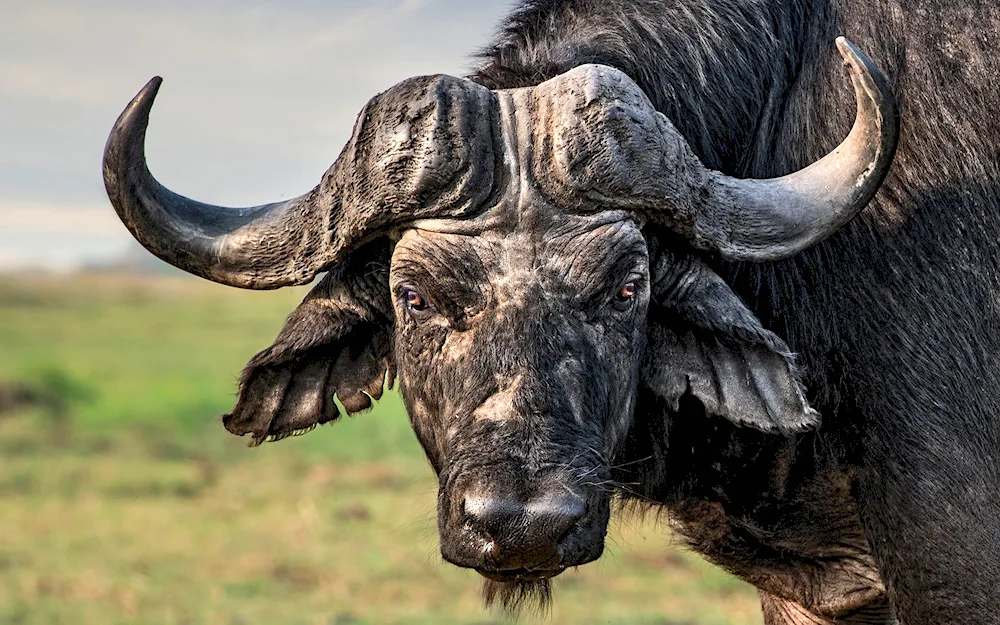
106,77,165,157
833,36,897,124
132,76,164,113
835,37,863,67
143,76,164,98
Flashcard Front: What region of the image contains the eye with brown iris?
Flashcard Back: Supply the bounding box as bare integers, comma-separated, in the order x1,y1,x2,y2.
402,288,428,312
612,281,638,311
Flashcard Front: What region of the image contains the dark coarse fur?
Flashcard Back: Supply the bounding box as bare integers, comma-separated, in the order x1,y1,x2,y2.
472,0,1000,623
481,577,553,617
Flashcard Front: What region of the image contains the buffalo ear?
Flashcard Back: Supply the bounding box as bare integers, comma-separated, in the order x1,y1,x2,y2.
642,250,819,434
223,241,395,445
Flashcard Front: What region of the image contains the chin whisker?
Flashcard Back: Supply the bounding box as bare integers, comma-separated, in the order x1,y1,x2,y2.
481,578,553,618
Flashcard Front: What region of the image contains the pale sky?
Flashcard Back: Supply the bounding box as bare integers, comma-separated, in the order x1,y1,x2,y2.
0,0,514,270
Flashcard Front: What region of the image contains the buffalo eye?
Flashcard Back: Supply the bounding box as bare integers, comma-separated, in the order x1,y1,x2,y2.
402,288,428,313
612,281,637,311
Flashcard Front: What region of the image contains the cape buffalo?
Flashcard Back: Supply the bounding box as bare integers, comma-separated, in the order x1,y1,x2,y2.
103,1,1000,623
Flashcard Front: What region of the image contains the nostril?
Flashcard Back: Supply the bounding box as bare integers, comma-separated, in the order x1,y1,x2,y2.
528,493,587,543
462,495,527,537
461,495,486,523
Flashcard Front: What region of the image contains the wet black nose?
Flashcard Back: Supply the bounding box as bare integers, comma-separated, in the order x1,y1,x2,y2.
462,489,586,569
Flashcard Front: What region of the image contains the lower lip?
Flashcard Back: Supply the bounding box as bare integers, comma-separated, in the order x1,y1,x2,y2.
477,568,564,582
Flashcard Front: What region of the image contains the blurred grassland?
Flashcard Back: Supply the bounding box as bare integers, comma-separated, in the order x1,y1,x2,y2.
0,273,763,625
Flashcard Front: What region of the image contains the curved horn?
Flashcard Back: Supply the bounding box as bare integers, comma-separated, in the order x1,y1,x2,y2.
103,78,337,289
103,75,499,289
693,37,900,261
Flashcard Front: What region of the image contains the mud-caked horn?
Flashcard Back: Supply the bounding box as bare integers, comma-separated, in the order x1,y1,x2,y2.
530,38,899,262
103,74,500,289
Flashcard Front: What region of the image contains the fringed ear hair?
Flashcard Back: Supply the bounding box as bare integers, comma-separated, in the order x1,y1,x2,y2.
642,249,819,434
223,241,396,445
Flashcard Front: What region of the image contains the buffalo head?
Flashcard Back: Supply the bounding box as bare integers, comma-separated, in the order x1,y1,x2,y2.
104,38,897,606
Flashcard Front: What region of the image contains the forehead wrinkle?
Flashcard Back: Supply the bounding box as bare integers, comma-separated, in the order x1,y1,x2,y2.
394,230,491,282
485,231,541,302
543,220,647,295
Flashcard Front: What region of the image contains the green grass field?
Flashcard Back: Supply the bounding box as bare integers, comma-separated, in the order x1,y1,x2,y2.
0,273,764,625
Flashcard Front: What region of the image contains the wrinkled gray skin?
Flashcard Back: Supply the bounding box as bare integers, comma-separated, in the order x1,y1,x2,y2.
103,42,897,621
394,214,649,577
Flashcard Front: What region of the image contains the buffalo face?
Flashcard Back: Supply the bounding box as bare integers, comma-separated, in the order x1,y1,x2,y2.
103,39,897,608
391,217,649,581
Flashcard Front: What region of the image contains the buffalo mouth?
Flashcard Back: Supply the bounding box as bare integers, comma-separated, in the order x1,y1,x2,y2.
476,564,567,583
